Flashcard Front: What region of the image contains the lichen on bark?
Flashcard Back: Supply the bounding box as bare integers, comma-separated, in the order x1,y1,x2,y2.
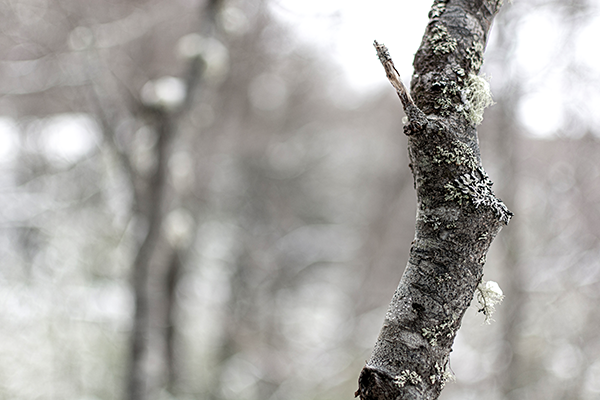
356,1,509,400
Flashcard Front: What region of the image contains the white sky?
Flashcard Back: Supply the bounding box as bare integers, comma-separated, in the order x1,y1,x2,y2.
0,118,19,162
271,0,600,138
5,1,599,160
270,0,431,92
40,114,99,163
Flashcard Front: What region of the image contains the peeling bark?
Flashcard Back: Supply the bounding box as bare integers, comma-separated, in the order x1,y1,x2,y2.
355,1,510,399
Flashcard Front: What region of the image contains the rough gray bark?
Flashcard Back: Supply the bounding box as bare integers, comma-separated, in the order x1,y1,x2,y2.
355,1,510,400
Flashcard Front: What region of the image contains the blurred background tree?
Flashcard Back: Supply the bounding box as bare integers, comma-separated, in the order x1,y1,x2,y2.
0,0,599,400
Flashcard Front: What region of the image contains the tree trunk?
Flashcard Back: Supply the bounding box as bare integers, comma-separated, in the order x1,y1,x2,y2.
128,111,174,400
124,1,223,397
355,1,510,399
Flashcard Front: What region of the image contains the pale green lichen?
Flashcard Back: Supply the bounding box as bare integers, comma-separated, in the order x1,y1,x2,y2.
434,272,452,284
432,80,461,116
436,140,512,223
429,24,457,55
454,65,466,77
429,361,455,388
429,0,447,19
422,318,456,347
443,182,468,205
466,40,484,71
435,97,453,116
394,370,423,387
462,74,494,125
421,213,442,230
452,171,512,223
433,140,478,171
442,369,455,387
477,280,505,324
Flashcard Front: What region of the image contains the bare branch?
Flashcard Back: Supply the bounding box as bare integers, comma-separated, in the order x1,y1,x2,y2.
373,41,424,122
357,3,510,400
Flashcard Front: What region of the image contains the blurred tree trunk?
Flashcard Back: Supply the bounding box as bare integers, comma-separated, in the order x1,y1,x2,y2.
93,91,179,400
490,1,594,397
108,2,223,399
127,110,174,400
164,247,183,391
493,81,525,400
355,1,510,399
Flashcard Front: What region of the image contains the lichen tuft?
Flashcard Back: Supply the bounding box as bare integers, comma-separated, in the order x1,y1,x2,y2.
477,280,505,324
462,74,494,126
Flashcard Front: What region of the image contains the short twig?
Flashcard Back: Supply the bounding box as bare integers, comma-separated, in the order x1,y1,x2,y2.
373,41,422,121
